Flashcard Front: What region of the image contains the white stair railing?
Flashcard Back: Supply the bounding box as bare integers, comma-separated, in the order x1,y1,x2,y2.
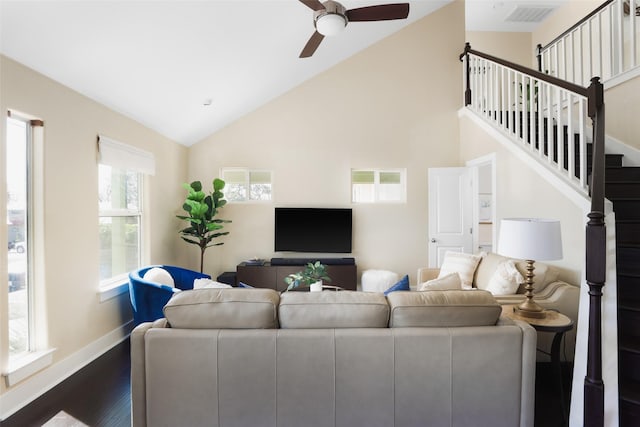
460,45,595,196
538,0,639,86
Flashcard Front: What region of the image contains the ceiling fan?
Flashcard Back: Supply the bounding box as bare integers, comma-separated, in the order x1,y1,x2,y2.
298,0,410,58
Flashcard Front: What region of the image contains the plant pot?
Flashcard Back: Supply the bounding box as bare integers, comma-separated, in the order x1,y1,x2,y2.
310,280,323,292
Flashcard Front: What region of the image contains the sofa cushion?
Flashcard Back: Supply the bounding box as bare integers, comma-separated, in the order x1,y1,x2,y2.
485,259,524,295
384,275,410,295
475,252,559,293
387,290,501,327
163,288,279,329
143,267,175,287
437,251,482,289
417,272,461,291
279,291,389,328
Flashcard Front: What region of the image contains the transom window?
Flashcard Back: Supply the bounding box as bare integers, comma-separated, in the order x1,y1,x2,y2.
222,168,272,202
351,169,406,203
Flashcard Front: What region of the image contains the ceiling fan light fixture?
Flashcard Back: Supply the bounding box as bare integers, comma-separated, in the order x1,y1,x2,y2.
315,13,346,36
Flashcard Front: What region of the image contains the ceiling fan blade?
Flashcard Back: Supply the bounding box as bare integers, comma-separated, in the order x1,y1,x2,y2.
299,0,326,12
299,31,325,58
346,3,409,22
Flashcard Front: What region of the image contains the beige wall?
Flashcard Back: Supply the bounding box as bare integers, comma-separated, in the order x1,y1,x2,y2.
533,0,602,51
0,55,188,395
187,1,465,283
466,31,534,68
459,114,585,285
604,72,640,150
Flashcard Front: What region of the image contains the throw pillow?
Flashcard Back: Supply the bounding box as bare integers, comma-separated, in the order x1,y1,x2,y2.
437,251,482,289
485,260,524,295
142,267,175,287
384,275,410,296
418,272,462,291
193,278,232,289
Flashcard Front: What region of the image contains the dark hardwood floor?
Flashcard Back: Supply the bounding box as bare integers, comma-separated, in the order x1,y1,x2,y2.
0,340,131,427
1,338,571,427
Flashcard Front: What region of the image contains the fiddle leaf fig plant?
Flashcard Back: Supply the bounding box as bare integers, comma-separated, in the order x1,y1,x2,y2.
284,261,332,290
177,179,230,273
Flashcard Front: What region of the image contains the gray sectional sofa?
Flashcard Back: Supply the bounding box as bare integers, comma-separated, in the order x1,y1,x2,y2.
131,288,536,427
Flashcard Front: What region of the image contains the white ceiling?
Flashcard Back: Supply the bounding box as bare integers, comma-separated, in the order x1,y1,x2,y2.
0,0,567,146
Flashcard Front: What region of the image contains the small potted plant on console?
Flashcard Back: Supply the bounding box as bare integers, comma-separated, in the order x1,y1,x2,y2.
284,261,332,292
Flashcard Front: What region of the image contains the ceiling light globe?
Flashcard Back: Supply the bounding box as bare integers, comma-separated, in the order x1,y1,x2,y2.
316,13,346,36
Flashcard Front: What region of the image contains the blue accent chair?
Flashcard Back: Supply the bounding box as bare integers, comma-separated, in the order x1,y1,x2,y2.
128,265,211,326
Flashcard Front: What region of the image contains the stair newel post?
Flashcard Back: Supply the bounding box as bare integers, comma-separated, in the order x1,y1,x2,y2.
584,76,606,427
536,43,543,72
459,42,472,106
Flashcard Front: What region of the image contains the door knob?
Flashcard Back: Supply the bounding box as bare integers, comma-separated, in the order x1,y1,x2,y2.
431,238,436,243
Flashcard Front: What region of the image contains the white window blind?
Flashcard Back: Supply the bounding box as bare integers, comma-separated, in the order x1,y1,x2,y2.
98,135,155,175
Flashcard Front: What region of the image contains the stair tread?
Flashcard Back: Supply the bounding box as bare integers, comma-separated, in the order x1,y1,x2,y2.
620,382,640,404
620,339,640,354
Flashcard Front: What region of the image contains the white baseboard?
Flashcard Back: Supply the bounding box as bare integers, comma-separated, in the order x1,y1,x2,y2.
0,321,133,420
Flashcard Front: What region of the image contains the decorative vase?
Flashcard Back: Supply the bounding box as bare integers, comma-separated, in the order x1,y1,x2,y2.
310,280,323,292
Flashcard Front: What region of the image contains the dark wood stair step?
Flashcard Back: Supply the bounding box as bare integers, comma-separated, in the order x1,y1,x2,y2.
619,348,640,384
610,198,640,221
617,246,640,276
606,182,640,199
620,382,640,426
619,307,640,339
607,167,640,182
616,221,640,246
618,274,640,305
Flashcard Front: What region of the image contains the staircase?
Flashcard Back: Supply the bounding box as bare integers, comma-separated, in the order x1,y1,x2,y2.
528,120,640,426
606,160,640,425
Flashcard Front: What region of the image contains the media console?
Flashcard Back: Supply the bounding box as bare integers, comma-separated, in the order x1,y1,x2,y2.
236,258,357,292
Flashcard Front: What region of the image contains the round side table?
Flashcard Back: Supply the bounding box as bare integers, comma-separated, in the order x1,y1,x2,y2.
502,305,574,424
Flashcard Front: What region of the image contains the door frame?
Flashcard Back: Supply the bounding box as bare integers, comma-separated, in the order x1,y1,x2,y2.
466,153,497,253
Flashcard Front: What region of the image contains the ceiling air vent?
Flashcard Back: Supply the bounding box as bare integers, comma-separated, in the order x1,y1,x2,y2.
505,6,555,23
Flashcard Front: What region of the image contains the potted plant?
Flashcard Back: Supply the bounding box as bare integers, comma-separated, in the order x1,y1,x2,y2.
284,261,332,291
176,179,230,273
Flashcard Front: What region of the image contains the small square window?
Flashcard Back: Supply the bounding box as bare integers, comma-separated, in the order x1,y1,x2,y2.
222,168,272,202
352,169,406,203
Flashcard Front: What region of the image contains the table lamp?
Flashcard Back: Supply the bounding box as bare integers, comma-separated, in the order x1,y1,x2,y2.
497,218,563,318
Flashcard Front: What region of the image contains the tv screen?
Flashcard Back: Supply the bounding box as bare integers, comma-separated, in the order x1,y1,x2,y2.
274,208,352,253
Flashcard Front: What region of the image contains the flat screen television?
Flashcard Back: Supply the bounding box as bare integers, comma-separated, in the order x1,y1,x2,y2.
274,207,352,253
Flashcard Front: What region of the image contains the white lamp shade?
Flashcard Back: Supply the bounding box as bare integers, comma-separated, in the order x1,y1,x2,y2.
316,14,346,36
497,218,563,261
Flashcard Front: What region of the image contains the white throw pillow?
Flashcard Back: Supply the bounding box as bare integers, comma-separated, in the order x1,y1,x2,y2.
193,278,232,289
437,251,482,289
143,267,175,287
486,260,524,295
418,273,462,291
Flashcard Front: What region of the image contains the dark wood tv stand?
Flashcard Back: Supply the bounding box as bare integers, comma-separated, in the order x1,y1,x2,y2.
236,261,357,292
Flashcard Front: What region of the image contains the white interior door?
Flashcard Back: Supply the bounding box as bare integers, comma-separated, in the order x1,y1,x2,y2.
428,167,473,267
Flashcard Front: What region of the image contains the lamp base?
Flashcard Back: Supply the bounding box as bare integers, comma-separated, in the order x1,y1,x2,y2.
514,301,547,319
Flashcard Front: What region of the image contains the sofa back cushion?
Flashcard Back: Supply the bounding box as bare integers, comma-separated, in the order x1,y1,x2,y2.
279,291,389,328
475,252,559,293
163,288,280,329
387,290,501,327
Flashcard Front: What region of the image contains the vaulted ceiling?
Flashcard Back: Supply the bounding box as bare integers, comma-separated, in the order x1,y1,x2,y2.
0,0,567,146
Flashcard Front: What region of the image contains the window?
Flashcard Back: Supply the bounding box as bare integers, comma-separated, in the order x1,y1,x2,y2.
351,169,406,203
6,114,43,361
98,165,141,284
222,168,272,202
98,135,154,288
